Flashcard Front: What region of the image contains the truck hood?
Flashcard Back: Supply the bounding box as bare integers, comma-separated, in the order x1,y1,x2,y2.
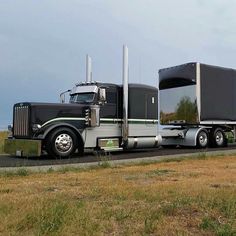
14,102,89,126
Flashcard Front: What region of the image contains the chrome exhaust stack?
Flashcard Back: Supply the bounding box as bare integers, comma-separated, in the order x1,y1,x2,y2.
122,45,129,147
121,45,161,149
86,54,92,82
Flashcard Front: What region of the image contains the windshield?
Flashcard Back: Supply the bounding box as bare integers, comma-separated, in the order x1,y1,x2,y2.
70,93,95,103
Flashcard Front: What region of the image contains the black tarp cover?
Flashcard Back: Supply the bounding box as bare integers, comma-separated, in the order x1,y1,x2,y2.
159,62,236,122
200,64,236,121
159,63,196,89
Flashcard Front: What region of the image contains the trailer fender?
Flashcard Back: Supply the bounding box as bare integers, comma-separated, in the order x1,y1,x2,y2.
184,127,209,147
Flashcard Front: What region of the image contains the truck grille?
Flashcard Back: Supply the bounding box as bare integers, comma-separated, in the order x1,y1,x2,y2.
13,106,29,137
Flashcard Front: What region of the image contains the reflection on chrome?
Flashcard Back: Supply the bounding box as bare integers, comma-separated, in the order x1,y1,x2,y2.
160,85,198,125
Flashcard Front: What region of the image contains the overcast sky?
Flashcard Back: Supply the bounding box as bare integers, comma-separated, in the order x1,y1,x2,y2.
1,0,236,127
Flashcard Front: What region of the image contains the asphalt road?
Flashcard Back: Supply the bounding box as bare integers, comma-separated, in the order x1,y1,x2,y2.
1,144,236,168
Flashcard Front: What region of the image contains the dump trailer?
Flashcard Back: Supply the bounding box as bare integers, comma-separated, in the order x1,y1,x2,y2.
159,62,236,148
4,46,161,157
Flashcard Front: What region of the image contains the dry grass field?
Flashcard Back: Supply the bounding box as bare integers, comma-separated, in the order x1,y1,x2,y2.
0,155,235,235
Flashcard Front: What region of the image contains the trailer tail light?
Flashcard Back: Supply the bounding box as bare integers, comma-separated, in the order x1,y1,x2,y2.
13,105,29,137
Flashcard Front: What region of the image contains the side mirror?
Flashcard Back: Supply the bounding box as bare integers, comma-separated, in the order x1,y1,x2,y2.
60,94,65,103
99,88,106,104
60,90,71,103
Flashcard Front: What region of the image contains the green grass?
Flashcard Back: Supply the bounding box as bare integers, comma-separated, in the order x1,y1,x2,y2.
226,131,234,144
14,199,68,235
0,131,8,154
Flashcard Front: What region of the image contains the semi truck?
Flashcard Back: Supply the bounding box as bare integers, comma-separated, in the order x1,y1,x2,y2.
4,46,161,157
159,62,236,148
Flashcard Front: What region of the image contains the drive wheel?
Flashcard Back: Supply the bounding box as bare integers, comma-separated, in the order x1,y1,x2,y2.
197,129,209,148
212,128,227,147
46,128,78,158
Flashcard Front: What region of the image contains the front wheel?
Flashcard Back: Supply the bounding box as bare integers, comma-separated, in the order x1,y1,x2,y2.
197,129,209,148
46,128,78,158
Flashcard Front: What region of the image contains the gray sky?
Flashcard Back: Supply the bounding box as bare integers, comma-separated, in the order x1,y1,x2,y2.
1,0,236,127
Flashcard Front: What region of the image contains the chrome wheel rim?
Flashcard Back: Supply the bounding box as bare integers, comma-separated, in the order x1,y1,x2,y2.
55,133,73,153
215,131,224,146
198,131,208,147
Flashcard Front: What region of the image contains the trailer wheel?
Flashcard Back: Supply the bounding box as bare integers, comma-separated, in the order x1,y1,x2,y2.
212,128,227,147
197,129,209,148
46,128,78,158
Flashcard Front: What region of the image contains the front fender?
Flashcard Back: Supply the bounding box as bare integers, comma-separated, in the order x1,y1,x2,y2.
35,122,85,143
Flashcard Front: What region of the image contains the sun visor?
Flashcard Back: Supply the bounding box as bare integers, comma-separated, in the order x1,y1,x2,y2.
159,62,197,90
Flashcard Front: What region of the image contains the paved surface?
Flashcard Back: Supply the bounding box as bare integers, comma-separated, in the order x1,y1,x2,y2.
1,144,236,168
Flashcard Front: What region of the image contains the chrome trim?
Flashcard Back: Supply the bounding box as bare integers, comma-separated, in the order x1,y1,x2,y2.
32,124,42,132
70,85,98,95
41,117,159,128
13,106,29,136
200,121,236,125
41,117,86,127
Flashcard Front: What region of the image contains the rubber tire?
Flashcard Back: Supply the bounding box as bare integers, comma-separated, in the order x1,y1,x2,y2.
211,128,227,148
46,128,78,158
197,129,209,148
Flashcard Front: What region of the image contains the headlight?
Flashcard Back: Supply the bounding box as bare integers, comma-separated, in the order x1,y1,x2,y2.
32,124,42,132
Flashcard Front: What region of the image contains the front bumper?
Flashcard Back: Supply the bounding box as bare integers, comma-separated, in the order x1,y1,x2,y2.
4,139,42,157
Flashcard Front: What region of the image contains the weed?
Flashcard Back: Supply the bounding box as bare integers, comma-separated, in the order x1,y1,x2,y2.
58,166,74,174
98,156,111,168
162,157,183,163
15,200,68,235
146,169,175,177
196,152,207,160
38,201,67,235
0,188,12,194
45,186,59,192
115,209,131,221
143,211,161,235
206,195,236,219
200,216,216,230
200,217,236,236
16,168,29,176
47,167,54,173
0,204,12,216
226,131,234,144
124,174,139,181
144,217,156,235
188,172,200,178
133,190,148,200
0,168,29,177
76,200,85,209
216,224,236,236
161,202,178,216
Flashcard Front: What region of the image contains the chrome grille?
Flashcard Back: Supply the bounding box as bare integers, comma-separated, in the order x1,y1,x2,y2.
13,106,29,136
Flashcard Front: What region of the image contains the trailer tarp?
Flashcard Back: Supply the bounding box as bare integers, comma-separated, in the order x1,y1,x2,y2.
159,62,236,122
200,64,236,121
159,63,196,89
